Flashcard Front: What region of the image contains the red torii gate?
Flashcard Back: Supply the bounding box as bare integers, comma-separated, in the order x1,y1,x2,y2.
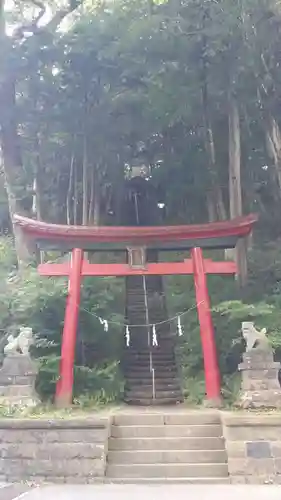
13,214,257,407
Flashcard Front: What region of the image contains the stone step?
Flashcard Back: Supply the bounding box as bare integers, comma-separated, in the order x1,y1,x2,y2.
109,436,225,451
124,397,184,405
123,356,176,370
124,384,182,400
123,349,176,361
124,336,174,341
104,477,230,484
132,347,176,352
112,412,221,426
122,361,177,373
106,463,229,478
124,381,180,389
125,346,176,353
125,349,175,355
124,390,182,400
125,345,176,350
124,366,178,374
124,370,179,384
125,336,174,342
123,376,179,384
124,374,179,382
107,449,227,464
124,365,177,371
125,345,176,353
124,353,176,359
124,350,177,356
125,382,180,394
125,372,179,380
124,371,178,378
111,424,223,438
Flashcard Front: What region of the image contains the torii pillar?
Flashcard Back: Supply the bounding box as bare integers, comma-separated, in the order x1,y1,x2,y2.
55,248,83,407
192,247,221,405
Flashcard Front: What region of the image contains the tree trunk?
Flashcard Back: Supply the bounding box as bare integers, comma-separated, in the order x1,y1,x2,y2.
229,95,242,219
201,68,227,222
0,4,37,266
200,10,226,223
0,78,34,265
206,192,216,222
82,136,88,226
33,134,45,221
67,154,75,225
265,113,281,191
88,165,100,226
0,0,85,265
73,162,78,225
92,183,100,226
228,93,247,286
88,166,94,224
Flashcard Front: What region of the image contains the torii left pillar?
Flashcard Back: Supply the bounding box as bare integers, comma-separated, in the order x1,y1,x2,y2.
55,248,83,407
191,247,221,406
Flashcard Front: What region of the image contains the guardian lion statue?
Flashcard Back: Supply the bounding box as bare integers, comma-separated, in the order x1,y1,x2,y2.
242,321,269,351
4,327,33,356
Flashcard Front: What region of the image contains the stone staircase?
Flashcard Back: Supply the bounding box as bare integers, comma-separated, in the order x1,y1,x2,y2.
123,275,183,405
106,411,229,483
123,346,183,405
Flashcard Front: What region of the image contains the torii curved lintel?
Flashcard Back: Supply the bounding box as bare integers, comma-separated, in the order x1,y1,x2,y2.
13,213,258,249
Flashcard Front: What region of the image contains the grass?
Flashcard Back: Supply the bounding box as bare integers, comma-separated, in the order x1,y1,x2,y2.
1,400,280,419
0,399,123,419
0,371,279,418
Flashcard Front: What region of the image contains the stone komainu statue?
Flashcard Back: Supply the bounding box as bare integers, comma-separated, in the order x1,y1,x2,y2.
4,327,33,356
242,321,270,351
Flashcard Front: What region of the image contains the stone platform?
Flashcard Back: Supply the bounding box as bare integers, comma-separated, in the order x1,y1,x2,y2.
0,409,281,485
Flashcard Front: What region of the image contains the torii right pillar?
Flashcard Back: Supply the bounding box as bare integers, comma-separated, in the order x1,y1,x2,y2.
191,247,221,406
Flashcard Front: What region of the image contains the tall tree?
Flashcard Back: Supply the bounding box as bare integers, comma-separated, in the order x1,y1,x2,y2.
0,0,84,264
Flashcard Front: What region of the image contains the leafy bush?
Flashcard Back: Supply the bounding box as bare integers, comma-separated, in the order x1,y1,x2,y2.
0,237,125,402
36,356,124,403
166,246,281,403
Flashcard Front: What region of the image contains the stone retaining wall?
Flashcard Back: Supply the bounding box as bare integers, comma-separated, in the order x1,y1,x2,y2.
2,411,281,484
222,413,281,484
0,417,110,483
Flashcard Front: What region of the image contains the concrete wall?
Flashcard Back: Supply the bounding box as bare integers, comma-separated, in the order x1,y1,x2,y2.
222,413,281,484
0,417,110,483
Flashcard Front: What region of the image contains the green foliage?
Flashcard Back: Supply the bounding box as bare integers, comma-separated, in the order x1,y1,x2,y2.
0,237,125,402
180,373,206,405
3,0,281,231
166,245,281,403
36,357,124,403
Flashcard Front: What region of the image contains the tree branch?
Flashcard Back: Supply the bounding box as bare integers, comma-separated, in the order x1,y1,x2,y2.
13,0,46,38
43,0,84,34
14,0,84,39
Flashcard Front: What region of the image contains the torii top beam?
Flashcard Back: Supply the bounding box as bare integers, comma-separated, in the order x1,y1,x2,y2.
13,214,258,252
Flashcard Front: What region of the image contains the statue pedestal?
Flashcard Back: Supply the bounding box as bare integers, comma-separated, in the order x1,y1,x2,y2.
0,354,38,407
237,349,281,409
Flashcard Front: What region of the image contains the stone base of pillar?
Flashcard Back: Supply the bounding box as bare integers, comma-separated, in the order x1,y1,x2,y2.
0,354,38,407
237,349,281,409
